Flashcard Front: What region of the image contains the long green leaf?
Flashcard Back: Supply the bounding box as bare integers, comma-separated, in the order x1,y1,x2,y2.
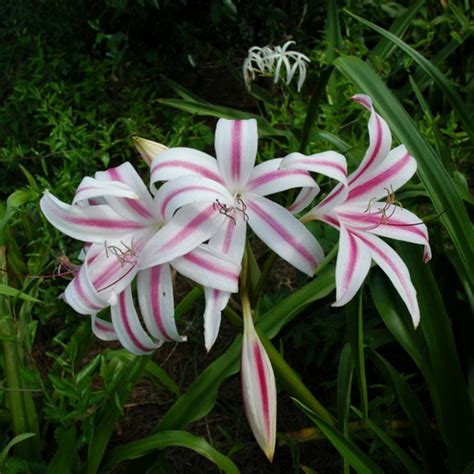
158,98,293,139
103,431,239,473
347,11,474,143
369,349,444,474
326,0,343,63
46,426,77,474
0,433,35,467
369,271,433,385
0,283,41,303
336,343,354,474
403,32,471,97
335,55,474,286
294,400,383,474
371,0,425,59
396,243,474,473
351,407,422,474
299,67,334,153
346,292,368,426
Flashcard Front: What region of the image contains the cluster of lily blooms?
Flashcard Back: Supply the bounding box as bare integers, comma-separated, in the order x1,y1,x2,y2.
40,94,430,460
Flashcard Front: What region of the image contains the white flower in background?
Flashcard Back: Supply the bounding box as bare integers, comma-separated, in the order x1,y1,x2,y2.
242,40,310,92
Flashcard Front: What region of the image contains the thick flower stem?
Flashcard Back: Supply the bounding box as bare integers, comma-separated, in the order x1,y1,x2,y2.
255,328,335,426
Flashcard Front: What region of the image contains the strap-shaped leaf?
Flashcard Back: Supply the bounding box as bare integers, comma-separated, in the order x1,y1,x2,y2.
102,431,239,473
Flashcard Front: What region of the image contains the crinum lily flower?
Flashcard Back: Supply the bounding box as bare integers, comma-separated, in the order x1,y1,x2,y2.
139,118,347,349
282,94,431,326
243,41,310,92
40,162,240,354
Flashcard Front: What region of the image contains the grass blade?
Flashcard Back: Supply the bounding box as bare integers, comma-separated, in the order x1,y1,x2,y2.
369,349,444,474
396,243,474,473
351,407,422,474
158,98,293,139
371,0,425,60
103,431,239,473
294,400,384,474
326,0,343,63
335,55,474,286
346,292,368,426
299,67,334,153
337,343,354,474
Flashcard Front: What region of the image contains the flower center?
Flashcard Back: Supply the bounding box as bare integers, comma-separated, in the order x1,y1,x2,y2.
104,238,137,267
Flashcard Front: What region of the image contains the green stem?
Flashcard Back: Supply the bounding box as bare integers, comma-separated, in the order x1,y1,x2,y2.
256,330,335,426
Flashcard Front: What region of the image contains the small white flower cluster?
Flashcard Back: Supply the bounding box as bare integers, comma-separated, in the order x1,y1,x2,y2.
242,40,310,92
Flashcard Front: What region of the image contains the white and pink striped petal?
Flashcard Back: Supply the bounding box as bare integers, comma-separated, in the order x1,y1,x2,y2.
155,175,233,222
63,260,107,315
95,162,160,224
201,215,247,351
73,177,138,205
110,286,163,355
137,264,185,342
246,195,323,276
91,314,118,341
40,191,145,243
335,202,431,262
150,147,224,189
349,94,392,186
354,231,420,327
171,245,240,293
280,150,348,186
246,158,317,197
288,187,320,214
139,203,228,269
215,119,258,193
332,225,371,308
203,287,231,351
347,145,417,203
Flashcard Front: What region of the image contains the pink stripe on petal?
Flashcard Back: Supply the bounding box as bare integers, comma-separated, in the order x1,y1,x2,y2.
337,210,427,239
222,220,235,254
349,153,411,201
160,185,225,218
107,167,153,219
92,259,122,290
182,252,237,281
231,121,242,181
247,169,310,190
119,292,154,353
73,274,102,311
65,215,142,230
344,231,358,288
356,233,416,310
287,159,346,175
254,341,270,434
247,200,318,267
160,205,216,251
150,266,171,340
317,183,346,210
349,114,383,185
153,161,224,183
96,321,114,332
